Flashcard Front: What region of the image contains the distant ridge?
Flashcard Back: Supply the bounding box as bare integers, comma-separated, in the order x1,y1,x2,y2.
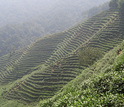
0,0,109,57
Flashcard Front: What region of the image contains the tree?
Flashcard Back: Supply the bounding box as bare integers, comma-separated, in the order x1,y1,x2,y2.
109,0,118,8
118,0,124,10
109,0,124,9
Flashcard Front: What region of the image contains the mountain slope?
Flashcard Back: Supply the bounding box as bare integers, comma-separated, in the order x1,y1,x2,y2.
38,40,124,107
0,9,123,84
0,0,110,57
0,5,124,107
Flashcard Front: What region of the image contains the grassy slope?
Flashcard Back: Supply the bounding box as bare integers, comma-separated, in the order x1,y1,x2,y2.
0,8,124,106
38,40,124,107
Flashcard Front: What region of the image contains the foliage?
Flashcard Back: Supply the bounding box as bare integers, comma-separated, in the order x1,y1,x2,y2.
38,41,124,107
109,0,118,8
114,53,124,71
78,47,103,66
118,0,124,8
109,0,124,8
0,3,123,106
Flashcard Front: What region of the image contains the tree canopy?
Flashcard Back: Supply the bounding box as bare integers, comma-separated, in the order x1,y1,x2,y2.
109,0,118,8
109,0,124,8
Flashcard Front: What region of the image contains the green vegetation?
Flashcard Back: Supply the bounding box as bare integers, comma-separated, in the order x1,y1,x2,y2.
0,1,124,106
78,47,103,66
109,0,124,8
0,0,109,57
118,0,124,8
38,41,124,107
109,0,118,8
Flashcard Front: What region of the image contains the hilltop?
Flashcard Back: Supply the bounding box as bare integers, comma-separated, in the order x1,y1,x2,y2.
0,0,124,106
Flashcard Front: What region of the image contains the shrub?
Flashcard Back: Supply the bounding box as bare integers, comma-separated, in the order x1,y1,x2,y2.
78,47,103,66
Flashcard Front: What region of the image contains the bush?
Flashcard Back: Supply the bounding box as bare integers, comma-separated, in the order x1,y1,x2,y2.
78,47,103,66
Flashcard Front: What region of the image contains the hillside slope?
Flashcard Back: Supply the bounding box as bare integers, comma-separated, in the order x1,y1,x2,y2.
38,40,124,107
0,1,110,57
0,5,124,107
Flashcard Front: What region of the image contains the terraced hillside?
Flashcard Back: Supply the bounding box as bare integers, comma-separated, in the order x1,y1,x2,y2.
38,38,124,107
0,32,68,84
0,7,124,105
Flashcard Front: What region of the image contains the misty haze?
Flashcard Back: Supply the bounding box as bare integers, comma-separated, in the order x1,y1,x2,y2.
0,0,124,107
